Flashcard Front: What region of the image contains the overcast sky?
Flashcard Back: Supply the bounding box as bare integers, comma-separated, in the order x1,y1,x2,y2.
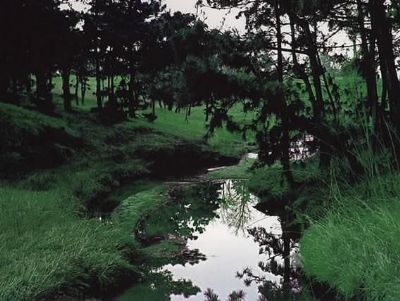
162,0,246,33
65,0,351,55
65,0,246,32
164,1,354,55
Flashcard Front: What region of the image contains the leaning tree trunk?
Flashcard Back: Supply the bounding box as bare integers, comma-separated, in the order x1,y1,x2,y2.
289,16,317,106
297,18,331,169
303,22,324,121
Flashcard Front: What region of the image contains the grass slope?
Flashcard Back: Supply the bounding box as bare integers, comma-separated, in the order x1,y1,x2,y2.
0,101,250,300
0,186,134,300
52,75,254,158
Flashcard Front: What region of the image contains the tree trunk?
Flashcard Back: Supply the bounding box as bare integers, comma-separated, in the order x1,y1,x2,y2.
370,0,400,127
11,78,18,99
110,73,116,107
35,71,46,99
297,18,330,168
80,77,86,105
276,2,294,187
35,71,53,113
282,214,291,298
62,68,72,112
75,74,79,106
95,0,103,110
289,16,317,105
26,74,32,94
128,72,137,117
318,49,338,122
95,54,102,110
358,0,378,119
303,21,324,121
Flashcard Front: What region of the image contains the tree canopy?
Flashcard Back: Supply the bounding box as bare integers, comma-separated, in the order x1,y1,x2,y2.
2,0,400,178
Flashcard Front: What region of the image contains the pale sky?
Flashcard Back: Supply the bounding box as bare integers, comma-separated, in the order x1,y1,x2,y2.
162,0,246,33
64,0,246,33
65,0,352,56
164,1,351,57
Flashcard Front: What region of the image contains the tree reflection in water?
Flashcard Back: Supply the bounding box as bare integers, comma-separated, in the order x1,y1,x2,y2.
142,182,221,242
117,270,201,301
217,179,303,301
118,180,312,301
238,225,302,301
218,180,257,234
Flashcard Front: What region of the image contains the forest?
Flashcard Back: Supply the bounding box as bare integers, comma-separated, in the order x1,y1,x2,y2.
1,0,400,300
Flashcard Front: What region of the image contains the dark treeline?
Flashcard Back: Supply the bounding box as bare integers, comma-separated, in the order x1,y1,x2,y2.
0,0,223,118
2,0,400,179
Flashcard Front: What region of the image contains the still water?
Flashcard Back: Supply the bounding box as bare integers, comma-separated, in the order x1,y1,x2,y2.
116,180,306,301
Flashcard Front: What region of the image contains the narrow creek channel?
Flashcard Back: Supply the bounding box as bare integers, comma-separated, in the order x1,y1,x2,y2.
112,171,340,300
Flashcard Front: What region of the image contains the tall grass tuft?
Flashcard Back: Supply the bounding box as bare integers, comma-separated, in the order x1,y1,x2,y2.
300,117,400,300
0,186,135,301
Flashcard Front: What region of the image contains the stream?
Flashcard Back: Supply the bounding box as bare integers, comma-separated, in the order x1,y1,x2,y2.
111,175,338,301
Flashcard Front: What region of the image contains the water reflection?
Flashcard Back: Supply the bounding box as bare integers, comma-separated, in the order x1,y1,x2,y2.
141,183,221,242
219,180,259,234
117,270,201,301
220,180,304,301
164,180,295,301
116,180,313,301
238,225,302,301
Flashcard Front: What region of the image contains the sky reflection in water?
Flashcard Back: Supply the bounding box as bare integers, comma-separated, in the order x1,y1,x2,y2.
165,180,284,301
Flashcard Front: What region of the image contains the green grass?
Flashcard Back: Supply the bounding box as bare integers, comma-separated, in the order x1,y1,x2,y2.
0,101,78,153
207,157,255,180
0,102,82,176
0,100,250,299
52,75,254,158
0,176,172,301
129,106,253,158
113,184,166,231
295,116,400,300
0,102,70,133
300,171,400,301
0,186,134,301
247,159,321,200
0,75,253,299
